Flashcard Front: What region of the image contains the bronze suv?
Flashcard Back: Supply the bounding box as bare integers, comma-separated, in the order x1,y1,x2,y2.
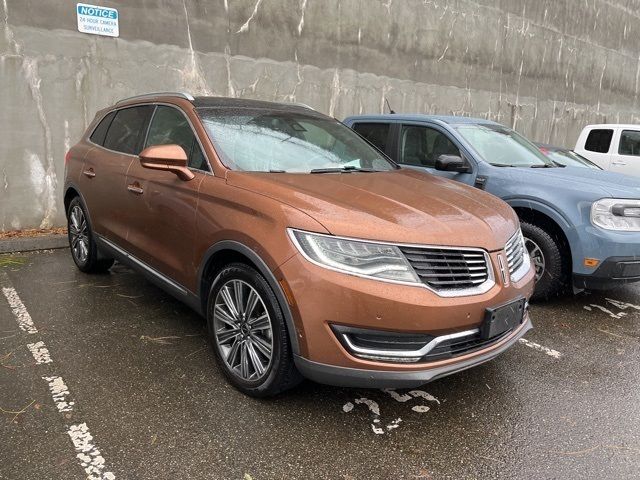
64,93,535,397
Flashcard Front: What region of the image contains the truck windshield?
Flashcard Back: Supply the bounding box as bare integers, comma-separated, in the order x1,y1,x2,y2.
197,107,396,173
455,124,555,167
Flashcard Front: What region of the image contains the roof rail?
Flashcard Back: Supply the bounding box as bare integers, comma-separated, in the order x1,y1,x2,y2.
277,101,315,111
116,91,195,105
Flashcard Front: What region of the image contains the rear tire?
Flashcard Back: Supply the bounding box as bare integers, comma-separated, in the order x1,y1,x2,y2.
67,197,114,273
206,263,302,397
520,221,569,300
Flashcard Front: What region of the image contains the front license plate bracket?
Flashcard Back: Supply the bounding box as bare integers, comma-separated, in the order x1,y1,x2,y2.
480,297,525,340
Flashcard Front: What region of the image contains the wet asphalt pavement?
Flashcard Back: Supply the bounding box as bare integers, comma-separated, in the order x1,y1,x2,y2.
1,250,639,480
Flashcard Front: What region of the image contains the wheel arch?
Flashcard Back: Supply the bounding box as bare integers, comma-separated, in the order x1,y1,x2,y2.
63,184,93,226
198,241,300,355
511,205,573,270
64,185,81,214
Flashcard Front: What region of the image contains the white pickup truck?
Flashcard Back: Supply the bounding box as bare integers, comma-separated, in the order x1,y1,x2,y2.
575,124,640,177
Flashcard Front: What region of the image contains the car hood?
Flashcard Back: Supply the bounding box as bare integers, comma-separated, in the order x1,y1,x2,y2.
499,166,640,198
227,169,518,251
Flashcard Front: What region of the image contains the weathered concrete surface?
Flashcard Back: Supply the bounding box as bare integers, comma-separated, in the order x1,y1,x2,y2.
2,0,640,229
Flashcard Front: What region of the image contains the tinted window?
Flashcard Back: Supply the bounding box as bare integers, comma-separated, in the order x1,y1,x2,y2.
618,130,640,156
352,123,390,153
198,108,395,173
103,105,154,155
145,106,209,171
90,111,115,146
400,125,460,167
584,129,613,153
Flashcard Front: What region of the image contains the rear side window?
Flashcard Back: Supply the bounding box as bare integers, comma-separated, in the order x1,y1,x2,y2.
103,105,154,155
584,129,613,153
145,106,209,171
89,111,115,146
352,123,390,153
618,130,640,156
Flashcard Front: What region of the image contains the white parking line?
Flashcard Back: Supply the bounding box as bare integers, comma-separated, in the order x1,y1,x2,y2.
2,272,116,478
518,338,562,358
27,341,53,364
68,423,115,480
2,286,38,334
584,304,627,319
605,298,640,311
42,376,75,412
344,390,440,435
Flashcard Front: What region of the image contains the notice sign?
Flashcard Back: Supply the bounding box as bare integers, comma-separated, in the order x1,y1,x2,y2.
76,3,119,37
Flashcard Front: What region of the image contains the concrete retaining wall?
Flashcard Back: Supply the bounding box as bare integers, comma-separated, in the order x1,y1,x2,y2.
2,0,640,229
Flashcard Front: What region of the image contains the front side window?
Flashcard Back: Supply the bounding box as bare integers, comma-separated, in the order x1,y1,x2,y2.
399,125,460,167
618,130,640,156
103,105,154,155
585,129,613,153
197,108,396,173
352,123,390,153
455,124,553,167
145,106,209,171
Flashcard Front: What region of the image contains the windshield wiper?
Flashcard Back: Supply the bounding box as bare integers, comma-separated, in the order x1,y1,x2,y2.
489,163,518,167
530,164,556,168
310,166,378,173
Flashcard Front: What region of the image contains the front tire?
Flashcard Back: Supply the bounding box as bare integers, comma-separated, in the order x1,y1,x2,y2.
67,197,114,273
520,221,569,300
206,263,301,397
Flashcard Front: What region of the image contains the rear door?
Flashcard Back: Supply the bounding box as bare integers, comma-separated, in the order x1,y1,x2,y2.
79,105,153,246
611,128,640,177
124,104,209,289
350,122,394,157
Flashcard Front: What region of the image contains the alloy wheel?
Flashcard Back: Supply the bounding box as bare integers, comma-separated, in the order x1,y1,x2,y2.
213,279,274,382
524,237,545,282
69,205,89,264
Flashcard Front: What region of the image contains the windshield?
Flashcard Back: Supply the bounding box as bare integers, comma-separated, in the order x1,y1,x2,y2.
455,124,554,167
545,149,601,169
197,107,396,173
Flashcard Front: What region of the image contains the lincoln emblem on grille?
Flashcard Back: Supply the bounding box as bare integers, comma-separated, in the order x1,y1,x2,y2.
497,253,509,286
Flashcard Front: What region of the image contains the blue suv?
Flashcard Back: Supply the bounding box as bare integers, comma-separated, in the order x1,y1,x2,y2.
344,114,640,299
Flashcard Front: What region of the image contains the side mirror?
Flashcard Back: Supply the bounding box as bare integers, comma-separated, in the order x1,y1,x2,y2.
435,154,471,173
139,144,195,181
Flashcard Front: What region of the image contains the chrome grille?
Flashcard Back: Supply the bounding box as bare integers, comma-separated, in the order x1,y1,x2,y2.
505,230,526,278
399,246,491,293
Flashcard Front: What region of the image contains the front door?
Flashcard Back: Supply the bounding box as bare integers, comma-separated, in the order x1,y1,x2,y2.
611,128,640,177
396,124,476,186
124,105,210,289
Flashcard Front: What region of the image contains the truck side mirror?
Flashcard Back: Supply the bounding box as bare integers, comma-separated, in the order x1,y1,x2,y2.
435,154,471,173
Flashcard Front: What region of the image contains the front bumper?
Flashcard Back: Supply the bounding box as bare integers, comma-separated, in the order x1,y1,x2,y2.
574,256,640,290
294,313,532,388
276,250,535,382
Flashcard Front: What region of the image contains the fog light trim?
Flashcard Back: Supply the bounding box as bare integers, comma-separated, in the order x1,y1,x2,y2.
333,324,479,362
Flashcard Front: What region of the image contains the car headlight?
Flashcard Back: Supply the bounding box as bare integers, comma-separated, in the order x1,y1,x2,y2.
287,229,420,283
591,199,640,232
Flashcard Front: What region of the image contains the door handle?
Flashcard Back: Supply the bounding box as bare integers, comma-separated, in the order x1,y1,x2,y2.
612,160,626,165
127,183,144,195
83,168,96,178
